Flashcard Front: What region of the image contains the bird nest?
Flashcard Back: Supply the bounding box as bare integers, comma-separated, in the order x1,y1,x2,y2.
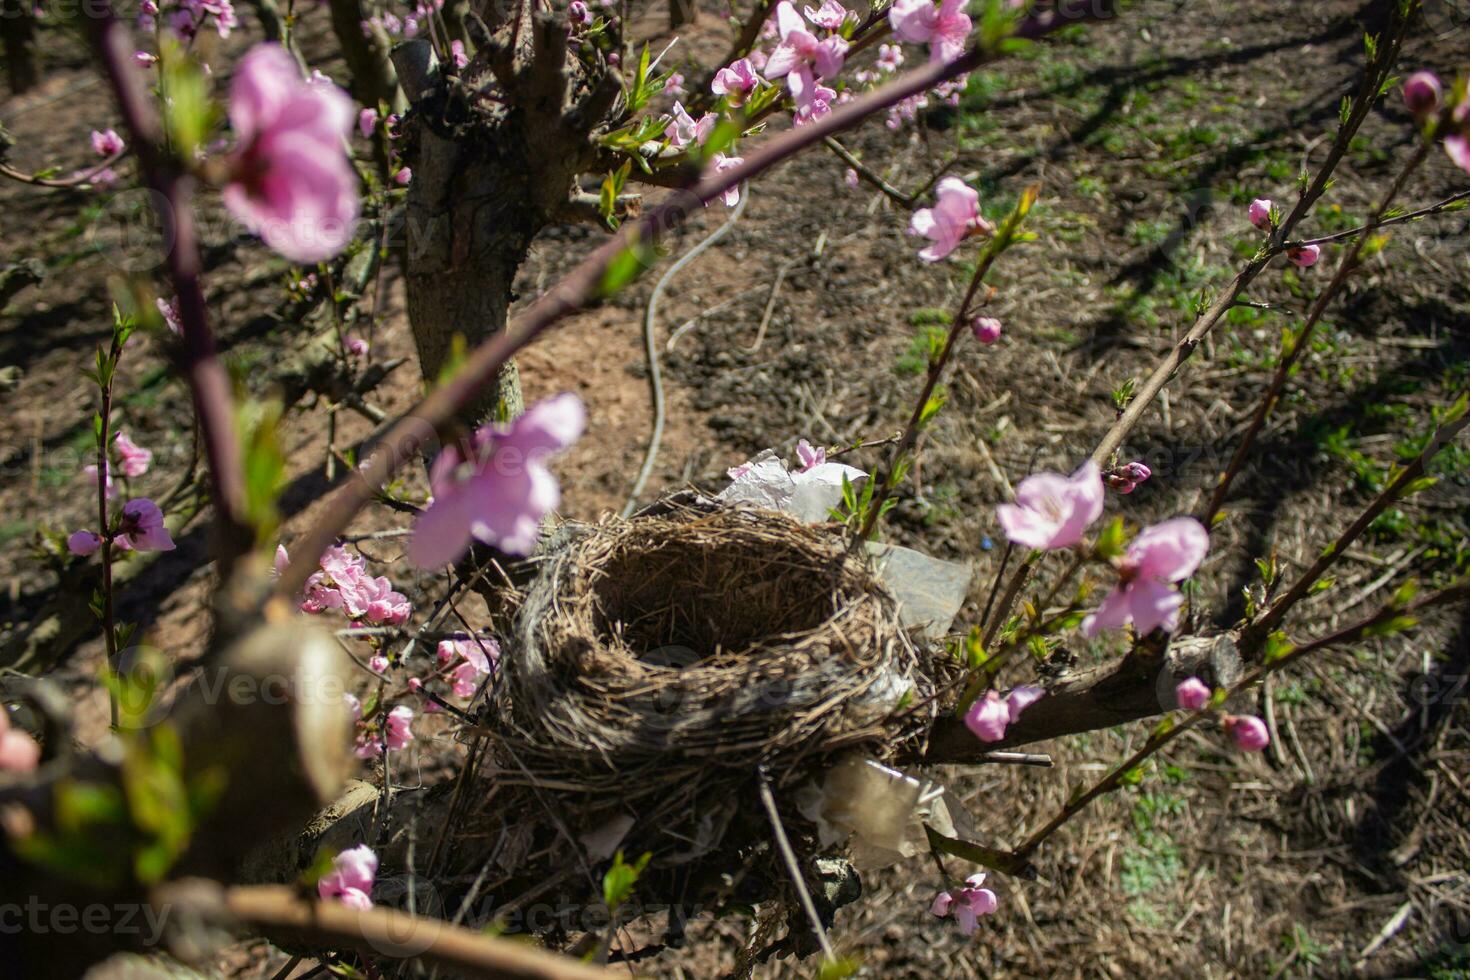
486,503,937,805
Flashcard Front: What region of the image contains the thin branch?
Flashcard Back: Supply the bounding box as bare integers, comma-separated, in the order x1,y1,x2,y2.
1007,579,1470,860
88,8,252,568
823,136,912,206
1243,406,1470,647
0,150,128,188
1201,138,1435,526
214,884,611,979
1276,186,1470,251
979,11,1414,626
756,766,837,963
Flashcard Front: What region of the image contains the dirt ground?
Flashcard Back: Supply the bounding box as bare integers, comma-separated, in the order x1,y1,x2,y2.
3,0,1470,975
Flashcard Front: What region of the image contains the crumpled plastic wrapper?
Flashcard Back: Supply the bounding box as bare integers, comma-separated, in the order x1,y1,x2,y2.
795,754,971,870
717,449,867,524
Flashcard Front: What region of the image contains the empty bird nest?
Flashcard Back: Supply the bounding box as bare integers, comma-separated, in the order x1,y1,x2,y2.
489,502,938,794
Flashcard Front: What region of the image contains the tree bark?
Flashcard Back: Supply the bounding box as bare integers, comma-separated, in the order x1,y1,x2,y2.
396,24,617,430
327,0,403,114
920,633,1244,763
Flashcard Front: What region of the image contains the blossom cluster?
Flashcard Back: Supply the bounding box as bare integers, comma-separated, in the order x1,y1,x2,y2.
279,543,411,626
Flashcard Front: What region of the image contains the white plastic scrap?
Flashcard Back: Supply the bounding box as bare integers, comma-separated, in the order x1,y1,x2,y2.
795,755,963,869
717,449,868,525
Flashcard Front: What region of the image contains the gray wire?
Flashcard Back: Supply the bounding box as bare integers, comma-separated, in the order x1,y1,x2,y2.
621,184,750,517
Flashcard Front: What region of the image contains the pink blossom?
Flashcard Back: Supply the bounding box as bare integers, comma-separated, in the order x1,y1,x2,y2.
713,153,744,206
665,102,715,148
995,460,1105,551
876,42,903,72
368,654,389,674
450,39,468,68
135,51,158,68
1247,198,1272,231
1224,714,1269,752
68,530,103,556
384,705,414,749
346,694,415,757
409,393,586,567
792,83,836,126
764,1,848,109
711,58,761,106
1442,89,1470,175
223,44,360,263
908,176,987,262
795,438,825,471
85,460,117,500
317,844,378,909
113,431,152,478
663,71,686,97
115,498,175,552
450,662,483,698
156,296,183,334
346,335,369,356
437,636,499,698
1402,70,1441,119
1175,677,1211,711
299,544,411,625
964,686,1042,742
888,0,971,65
1287,244,1320,268
394,167,412,186
803,0,848,30
843,167,859,189
357,107,378,139
930,873,997,934
0,707,41,773
1082,517,1208,637
970,315,1001,344
1448,133,1470,175
90,129,125,157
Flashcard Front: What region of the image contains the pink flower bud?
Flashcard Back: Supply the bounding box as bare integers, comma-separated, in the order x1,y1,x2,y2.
1287,243,1320,268
369,654,389,674
1403,71,1442,119
1122,461,1151,483
68,530,103,556
394,167,412,186
1248,198,1272,231
1224,714,1269,752
1106,473,1136,494
1175,677,1210,711
357,107,378,139
843,168,859,189
970,316,1002,345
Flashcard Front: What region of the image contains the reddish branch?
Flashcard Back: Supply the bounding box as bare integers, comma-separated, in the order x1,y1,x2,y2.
278,0,1120,596
89,10,253,569
214,885,611,980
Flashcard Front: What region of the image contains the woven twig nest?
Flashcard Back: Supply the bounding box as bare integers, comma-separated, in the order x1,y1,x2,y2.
489,503,937,808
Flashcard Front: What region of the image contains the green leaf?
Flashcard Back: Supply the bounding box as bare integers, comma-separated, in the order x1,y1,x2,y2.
599,234,654,297
602,849,651,911
1094,516,1126,560
1262,631,1295,664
